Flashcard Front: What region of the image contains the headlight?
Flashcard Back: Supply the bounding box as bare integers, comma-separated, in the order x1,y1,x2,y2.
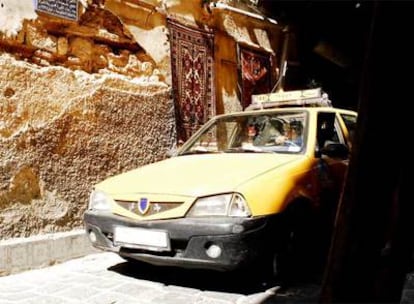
88,190,113,211
228,193,251,217
186,193,251,217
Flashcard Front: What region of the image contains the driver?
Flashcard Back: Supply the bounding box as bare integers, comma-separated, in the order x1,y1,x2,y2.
275,121,303,146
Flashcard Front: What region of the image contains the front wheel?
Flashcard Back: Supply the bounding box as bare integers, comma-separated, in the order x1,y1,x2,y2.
266,203,317,285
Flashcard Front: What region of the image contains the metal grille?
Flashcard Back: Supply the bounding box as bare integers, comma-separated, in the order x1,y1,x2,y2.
115,200,183,216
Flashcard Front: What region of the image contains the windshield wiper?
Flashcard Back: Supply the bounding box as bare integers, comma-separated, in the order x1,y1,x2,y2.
224,146,269,153
180,147,221,155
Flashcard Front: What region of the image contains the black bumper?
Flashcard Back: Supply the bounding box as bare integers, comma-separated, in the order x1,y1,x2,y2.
84,211,279,271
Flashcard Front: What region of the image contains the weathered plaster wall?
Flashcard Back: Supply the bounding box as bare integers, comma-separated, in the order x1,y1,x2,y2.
0,0,164,81
0,0,177,239
0,54,175,239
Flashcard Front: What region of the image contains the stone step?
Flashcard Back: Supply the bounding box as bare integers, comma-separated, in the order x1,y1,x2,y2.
0,229,98,276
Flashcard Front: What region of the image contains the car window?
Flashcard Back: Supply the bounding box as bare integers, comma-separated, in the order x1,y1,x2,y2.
316,112,344,150
340,113,357,148
180,111,308,154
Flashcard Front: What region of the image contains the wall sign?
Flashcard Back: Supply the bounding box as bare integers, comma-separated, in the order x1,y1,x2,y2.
35,0,78,21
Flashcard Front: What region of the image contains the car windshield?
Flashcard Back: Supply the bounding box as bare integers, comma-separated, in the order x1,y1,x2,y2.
180,111,307,155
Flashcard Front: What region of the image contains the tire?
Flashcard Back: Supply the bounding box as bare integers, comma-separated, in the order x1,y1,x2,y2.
266,202,316,285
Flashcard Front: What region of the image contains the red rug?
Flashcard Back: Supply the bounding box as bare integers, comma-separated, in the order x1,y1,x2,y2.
239,46,272,109
168,19,216,142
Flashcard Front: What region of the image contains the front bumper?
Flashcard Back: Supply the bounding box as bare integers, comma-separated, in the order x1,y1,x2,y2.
84,211,277,271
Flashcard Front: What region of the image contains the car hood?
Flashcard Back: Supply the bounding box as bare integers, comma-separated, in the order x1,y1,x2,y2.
96,153,302,198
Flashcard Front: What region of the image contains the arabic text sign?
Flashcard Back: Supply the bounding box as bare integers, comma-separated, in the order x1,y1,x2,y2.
36,0,78,21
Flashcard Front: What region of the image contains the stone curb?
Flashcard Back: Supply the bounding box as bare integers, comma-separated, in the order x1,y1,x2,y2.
0,229,98,277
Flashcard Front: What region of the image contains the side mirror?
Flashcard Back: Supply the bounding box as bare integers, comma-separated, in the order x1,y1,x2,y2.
320,143,349,159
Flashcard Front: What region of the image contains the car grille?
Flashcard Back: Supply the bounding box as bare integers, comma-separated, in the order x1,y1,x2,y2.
115,200,183,216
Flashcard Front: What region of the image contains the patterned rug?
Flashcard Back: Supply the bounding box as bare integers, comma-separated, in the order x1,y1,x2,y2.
239,45,272,109
168,19,216,142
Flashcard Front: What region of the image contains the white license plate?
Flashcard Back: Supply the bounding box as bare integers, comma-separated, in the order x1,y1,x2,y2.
114,226,170,251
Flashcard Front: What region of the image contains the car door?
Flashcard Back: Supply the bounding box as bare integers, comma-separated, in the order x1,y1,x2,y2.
306,111,352,255
311,111,353,226
338,112,358,151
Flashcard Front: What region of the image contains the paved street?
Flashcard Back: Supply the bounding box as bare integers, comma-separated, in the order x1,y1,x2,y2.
0,252,291,304
0,252,412,304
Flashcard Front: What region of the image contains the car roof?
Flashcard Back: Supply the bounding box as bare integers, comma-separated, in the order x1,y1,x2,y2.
246,88,330,110
213,106,357,119
235,88,357,117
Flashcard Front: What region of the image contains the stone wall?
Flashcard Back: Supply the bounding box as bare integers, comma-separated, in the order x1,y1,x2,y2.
0,1,163,81
0,54,176,239
0,0,177,239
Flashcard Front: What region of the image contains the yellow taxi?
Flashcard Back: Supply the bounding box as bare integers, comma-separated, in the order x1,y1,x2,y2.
84,88,357,281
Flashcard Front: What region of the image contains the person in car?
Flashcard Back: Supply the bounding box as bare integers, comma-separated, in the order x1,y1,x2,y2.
275,121,303,147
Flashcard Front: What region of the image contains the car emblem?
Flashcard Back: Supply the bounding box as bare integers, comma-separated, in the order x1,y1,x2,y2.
138,198,150,215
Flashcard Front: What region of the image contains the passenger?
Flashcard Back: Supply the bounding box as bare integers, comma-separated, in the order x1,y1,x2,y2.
275,121,303,147
246,124,257,143
240,123,262,150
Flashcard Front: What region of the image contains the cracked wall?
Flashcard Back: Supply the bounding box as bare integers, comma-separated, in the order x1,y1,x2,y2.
0,54,176,239
0,0,177,239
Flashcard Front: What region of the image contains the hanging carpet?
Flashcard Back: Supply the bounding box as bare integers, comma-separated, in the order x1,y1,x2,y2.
168,19,216,142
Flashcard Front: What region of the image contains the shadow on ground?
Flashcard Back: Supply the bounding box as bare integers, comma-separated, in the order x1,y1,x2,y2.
109,260,271,294
108,260,322,303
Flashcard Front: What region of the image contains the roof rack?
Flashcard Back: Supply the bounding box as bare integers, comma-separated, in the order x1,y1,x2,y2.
246,88,332,110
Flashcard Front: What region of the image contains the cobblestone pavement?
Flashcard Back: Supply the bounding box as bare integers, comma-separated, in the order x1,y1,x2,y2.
0,252,412,304
0,252,284,304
